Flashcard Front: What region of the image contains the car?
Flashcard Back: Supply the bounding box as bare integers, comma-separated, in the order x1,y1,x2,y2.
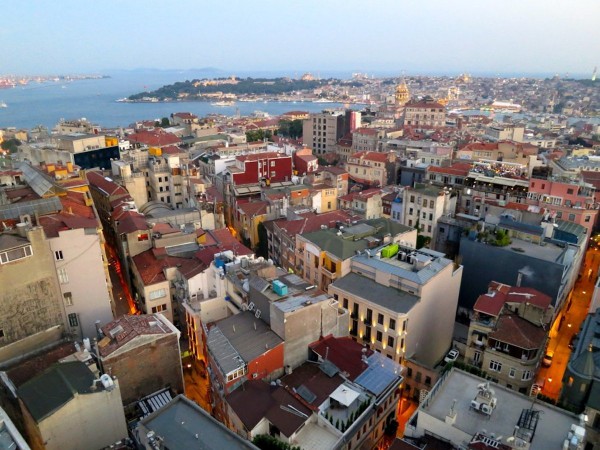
542,352,553,367
444,349,459,364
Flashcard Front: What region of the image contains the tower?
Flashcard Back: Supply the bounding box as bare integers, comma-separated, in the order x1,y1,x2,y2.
395,80,410,106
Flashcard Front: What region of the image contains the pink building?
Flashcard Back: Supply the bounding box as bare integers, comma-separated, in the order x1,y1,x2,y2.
526,178,598,236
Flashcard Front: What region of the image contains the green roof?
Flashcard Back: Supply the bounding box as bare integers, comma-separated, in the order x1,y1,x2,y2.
17,362,97,422
302,218,413,260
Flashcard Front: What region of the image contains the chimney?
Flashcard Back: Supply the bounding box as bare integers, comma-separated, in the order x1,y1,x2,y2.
516,271,523,287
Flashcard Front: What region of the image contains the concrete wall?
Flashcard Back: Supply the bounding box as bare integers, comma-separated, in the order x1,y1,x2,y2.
22,384,127,450
407,263,463,366
0,228,66,357
50,228,114,340
101,333,184,406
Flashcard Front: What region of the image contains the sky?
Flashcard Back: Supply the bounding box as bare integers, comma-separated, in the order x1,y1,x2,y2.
2,0,600,77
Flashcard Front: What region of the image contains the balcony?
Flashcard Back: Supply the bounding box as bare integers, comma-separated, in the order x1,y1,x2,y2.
322,266,337,280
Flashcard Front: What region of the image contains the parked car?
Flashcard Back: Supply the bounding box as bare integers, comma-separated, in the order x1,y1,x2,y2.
542,352,553,367
444,349,459,364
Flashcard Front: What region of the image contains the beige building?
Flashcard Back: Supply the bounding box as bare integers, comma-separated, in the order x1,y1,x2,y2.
18,361,127,450
403,98,446,128
338,188,385,220
402,184,457,239
0,226,66,363
329,244,463,369
303,110,345,155
345,151,397,188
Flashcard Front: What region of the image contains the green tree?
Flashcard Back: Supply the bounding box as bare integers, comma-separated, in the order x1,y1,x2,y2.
1,138,21,153
160,117,170,127
252,434,301,450
256,221,268,258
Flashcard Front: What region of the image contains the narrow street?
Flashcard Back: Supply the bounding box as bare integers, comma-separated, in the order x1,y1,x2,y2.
105,242,138,317
183,356,213,414
539,244,599,400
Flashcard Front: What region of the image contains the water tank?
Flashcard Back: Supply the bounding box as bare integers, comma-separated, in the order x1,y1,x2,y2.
83,338,91,352
272,280,288,296
16,222,29,237
100,374,114,390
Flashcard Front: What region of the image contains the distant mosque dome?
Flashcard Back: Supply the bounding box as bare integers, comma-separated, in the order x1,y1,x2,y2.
395,80,410,106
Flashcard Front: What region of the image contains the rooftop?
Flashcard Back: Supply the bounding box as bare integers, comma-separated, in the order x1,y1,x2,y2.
98,314,178,358
330,272,419,314
138,394,258,450
17,361,107,422
413,369,580,450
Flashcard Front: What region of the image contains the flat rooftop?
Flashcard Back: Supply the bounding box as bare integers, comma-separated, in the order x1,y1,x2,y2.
418,369,580,450
331,273,419,314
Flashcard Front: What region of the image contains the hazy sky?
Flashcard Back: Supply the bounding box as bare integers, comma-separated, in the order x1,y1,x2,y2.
3,0,599,76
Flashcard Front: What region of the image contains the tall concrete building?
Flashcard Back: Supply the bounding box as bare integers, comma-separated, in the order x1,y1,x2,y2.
303,110,357,155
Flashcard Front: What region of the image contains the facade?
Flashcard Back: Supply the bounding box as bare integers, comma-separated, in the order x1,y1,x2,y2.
229,151,293,186
466,281,553,394
54,134,120,170
526,177,598,237
351,127,385,153
345,151,397,188
17,361,127,450
403,99,446,128
329,245,463,368
338,188,385,219
97,314,184,407
303,110,346,155
402,184,457,239
0,227,66,363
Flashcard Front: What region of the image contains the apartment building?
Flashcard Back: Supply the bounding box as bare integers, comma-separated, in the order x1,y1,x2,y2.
465,281,553,394
296,218,416,292
329,245,462,368
345,151,397,188
338,188,385,219
303,110,346,155
403,98,446,128
402,184,457,239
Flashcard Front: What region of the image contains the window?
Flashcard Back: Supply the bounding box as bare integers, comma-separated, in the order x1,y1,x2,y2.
68,313,78,327
407,367,413,377
342,298,349,309
567,188,574,195
388,336,394,347
509,367,516,378
378,313,384,325
489,360,502,372
270,161,275,167
0,244,33,264
149,288,166,300
429,200,434,208
57,267,69,284
402,320,407,332
151,304,167,313
55,250,64,261
522,370,532,381
270,171,276,177
63,292,73,306
389,318,396,330
376,331,382,342
410,195,415,203
138,233,149,241
568,213,575,221
0,330,4,338
585,215,591,223
425,376,432,386
422,199,427,207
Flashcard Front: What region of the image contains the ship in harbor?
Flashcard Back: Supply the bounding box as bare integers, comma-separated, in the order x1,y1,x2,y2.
211,100,235,106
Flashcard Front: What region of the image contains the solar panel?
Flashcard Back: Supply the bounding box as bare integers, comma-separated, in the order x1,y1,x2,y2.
319,360,340,378
296,385,317,404
17,162,65,198
354,353,402,396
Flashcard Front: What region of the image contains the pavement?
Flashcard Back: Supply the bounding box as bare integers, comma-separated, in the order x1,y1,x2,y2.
183,357,213,414
105,242,138,317
539,245,599,400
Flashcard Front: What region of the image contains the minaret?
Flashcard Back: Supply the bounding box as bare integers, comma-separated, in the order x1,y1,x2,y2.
592,66,597,82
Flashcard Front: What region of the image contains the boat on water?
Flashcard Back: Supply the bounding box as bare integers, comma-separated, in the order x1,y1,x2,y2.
313,98,335,103
0,101,7,108
211,101,235,107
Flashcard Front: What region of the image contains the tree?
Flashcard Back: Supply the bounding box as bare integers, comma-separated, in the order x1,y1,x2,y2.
278,119,303,139
256,222,268,258
1,138,21,154
246,129,272,142
160,117,170,127
252,435,301,450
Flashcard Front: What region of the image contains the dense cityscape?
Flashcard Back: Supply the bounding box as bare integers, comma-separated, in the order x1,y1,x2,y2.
0,68,599,450
1,2,600,450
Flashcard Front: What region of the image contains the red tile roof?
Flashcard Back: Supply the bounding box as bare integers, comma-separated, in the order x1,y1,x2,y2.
236,200,269,217
310,335,373,381
86,171,130,198
132,249,207,286
236,151,287,162
338,188,383,202
489,314,546,350
353,127,379,136
127,129,181,147
39,191,98,238
116,211,148,234
98,314,175,358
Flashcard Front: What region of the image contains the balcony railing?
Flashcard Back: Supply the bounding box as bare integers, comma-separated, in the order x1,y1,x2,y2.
321,267,337,279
